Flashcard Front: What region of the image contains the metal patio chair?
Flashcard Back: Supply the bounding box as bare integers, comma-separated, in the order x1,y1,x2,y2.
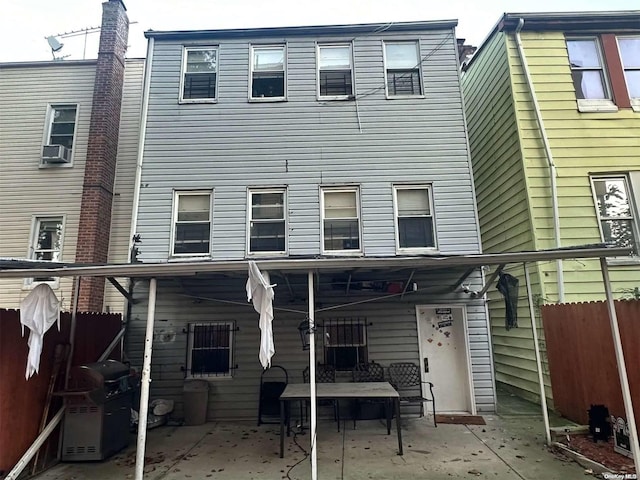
302,364,340,431
351,361,386,428
388,362,437,427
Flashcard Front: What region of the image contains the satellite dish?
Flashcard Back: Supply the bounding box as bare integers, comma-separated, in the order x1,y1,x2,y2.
47,36,64,52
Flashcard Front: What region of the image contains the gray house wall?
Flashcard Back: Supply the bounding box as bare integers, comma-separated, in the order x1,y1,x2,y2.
129,22,493,420
127,269,492,420
135,26,481,261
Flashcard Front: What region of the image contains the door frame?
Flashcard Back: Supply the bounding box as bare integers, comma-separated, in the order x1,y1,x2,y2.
415,304,476,415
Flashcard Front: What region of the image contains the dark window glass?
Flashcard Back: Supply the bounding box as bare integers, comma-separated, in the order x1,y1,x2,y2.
190,324,232,376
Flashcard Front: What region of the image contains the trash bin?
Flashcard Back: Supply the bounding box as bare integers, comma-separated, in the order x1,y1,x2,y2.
183,379,209,426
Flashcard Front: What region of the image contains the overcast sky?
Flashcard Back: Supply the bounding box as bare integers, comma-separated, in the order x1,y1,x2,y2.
1,0,638,62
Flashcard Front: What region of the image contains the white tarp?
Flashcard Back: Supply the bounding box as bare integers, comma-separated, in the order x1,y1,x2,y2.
20,283,61,379
246,261,276,369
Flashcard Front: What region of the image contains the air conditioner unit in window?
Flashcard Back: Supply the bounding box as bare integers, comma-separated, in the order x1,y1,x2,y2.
42,145,71,164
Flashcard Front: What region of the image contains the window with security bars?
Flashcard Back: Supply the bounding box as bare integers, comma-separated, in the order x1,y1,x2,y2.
318,44,353,98
48,105,77,150
172,192,211,256
591,176,638,254
395,186,436,251
322,188,361,252
187,322,234,377
251,45,286,99
384,42,422,96
249,189,286,254
181,47,217,101
323,318,368,371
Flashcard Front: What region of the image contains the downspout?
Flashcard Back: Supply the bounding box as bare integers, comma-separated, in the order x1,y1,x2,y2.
128,37,154,263
514,19,565,302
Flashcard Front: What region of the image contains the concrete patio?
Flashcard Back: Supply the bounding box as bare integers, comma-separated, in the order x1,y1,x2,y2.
35,396,584,480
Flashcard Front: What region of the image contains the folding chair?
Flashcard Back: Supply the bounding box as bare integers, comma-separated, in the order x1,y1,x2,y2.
257,365,288,425
351,361,386,428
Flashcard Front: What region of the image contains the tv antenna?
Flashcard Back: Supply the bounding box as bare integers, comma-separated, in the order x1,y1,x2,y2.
45,25,101,60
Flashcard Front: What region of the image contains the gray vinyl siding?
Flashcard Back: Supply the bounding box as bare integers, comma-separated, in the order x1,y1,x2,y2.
136,27,481,261
127,268,494,421
103,59,146,312
0,62,96,309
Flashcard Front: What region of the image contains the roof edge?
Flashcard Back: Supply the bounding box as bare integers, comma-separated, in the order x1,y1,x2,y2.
144,19,458,40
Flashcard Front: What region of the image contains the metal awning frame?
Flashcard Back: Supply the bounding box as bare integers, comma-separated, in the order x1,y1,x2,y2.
3,245,639,479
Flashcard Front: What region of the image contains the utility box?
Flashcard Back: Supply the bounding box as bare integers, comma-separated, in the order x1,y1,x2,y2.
183,380,209,425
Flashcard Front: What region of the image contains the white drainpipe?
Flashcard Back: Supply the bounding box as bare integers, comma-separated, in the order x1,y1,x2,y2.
514,19,565,302
128,37,154,261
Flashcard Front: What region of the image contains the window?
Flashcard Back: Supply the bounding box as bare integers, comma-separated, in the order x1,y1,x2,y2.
317,44,353,99
46,104,77,150
323,318,367,371
28,216,63,284
394,186,436,251
384,41,422,97
618,37,640,106
591,176,638,255
186,322,234,377
567,38,610,100
181,47,218,102
322,188,361,253
172,192,212,256
250,45,286,100
248,189,286,254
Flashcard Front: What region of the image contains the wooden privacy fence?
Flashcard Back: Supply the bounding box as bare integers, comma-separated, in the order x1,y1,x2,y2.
541,300,640,431
0,309,122,475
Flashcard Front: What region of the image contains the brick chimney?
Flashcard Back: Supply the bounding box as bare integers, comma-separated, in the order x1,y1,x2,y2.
76,0,129,312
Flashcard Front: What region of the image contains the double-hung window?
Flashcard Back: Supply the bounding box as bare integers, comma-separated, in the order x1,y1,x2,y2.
384,41,422,97
394,186,436,252
323,318,368,371
28,216,64,285
248,189,287,254
591,176,638,255
250,45,286,100
181,47,218,102
321,188,361,253
172,191,212,256
42,105,77,165
566,38,616,111
317,44,353,99
618,37,640,109
186,322,234,377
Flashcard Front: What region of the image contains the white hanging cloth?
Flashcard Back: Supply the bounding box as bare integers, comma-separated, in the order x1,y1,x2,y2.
20,284,61,379
246,261,276,369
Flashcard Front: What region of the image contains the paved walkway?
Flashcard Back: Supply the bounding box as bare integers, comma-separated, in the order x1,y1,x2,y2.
36,403,584,480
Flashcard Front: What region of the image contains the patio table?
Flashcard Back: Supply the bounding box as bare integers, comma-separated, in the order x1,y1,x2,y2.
279,381,403,457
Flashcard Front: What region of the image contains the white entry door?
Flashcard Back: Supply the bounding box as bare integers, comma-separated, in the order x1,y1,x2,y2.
416,305,474,414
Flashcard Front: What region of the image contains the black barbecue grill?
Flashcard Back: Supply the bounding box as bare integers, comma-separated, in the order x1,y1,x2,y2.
58,360,134,461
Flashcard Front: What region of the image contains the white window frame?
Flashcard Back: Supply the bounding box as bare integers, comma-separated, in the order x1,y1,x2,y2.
179,46,219,103
170,191,213,258
246,188,288,256
186,322,235,378
320,187,362,255
382,40,424,99
249,44,287,102
590,175,639,260
566,37,618,113
393,185,438,254
316,42,354,100
41,104,78,167
25,215,65,288
616,36,640,112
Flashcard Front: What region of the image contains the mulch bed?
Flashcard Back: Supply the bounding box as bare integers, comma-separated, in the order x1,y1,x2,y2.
559,433,635,475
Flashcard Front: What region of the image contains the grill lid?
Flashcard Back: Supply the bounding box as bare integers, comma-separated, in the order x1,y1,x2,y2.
71,359,130,389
